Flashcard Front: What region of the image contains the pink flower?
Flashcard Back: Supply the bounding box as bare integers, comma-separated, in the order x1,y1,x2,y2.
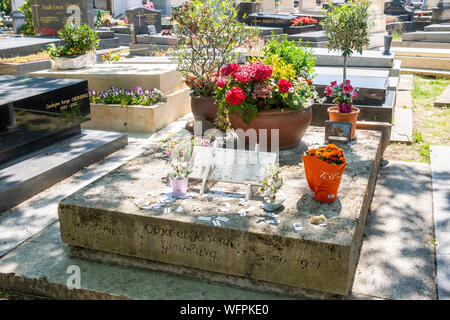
342,84,353,94
326,86,334,97
278,79,293,93
351,91,358,99
250,61,273,82
215,76,228,88
226,87,246,105
330,81,338,88
344,80,351,86
235,70,253,84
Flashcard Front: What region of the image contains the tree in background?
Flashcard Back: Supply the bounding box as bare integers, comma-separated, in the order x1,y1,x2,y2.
0,0,11,14
321,0,372,82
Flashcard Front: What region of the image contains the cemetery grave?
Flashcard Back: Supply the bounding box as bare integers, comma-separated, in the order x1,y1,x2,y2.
0,0,448,303
0,75,127,213
58,127,382,297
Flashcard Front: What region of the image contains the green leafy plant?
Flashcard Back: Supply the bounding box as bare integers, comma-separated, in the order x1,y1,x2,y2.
47,24,99,59
261,35,316,81
172,0,259,97
321,0,372,81
18,0,34,36
0,0,11,13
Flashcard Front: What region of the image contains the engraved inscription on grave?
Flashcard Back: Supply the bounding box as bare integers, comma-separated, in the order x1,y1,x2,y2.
30,0,94,36
126,7,162,40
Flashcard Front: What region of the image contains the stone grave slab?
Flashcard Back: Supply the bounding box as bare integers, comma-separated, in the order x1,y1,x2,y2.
58,127,382,296
0,36,61,59
312,48,395,68
402,31,450,43
30,0,94,36
29,63,185,95
424,23,450,31
0,130,128,214
434,85,450,108
0,75,90,165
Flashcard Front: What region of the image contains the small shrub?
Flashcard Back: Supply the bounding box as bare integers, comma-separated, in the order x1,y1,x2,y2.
18,0,34,36
47,24,99,59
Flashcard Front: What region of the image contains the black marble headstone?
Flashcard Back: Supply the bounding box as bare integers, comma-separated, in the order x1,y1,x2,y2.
0,76,90,165
245,13,295,33
385,0,414,18
126,6,162,42
30,0,94,36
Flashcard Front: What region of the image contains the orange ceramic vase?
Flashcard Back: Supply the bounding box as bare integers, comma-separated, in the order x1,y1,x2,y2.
327,106,360,140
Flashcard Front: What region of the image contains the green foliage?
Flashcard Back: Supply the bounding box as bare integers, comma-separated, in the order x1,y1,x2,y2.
261,35,316,80
321,0,372,58
18,0,34,36
172,0,260,97
258,54,297,81
47,24,99,59
0,0,11,13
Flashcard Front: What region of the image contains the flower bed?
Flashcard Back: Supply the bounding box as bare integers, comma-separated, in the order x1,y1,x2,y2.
86,86,191,132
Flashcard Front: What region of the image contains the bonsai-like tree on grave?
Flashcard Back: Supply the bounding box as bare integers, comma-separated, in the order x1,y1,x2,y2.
321,0,372,82
172,0,259,97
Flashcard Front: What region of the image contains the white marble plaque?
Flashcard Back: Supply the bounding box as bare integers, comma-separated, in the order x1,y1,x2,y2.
189,146,278,186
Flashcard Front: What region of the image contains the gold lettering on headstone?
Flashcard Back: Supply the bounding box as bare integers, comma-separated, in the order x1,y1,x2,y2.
33,0,40,27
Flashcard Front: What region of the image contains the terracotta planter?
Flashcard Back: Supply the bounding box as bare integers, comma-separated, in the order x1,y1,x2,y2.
229,107,312,151
327,106,360,139
190,93,218,123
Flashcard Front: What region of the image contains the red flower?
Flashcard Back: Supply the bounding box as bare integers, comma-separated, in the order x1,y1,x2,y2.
221,64,240,77
330,81,338,88
278,79,293,93
226,87,246,105
234,70,253,83
250,61,273,82
351,91,358,99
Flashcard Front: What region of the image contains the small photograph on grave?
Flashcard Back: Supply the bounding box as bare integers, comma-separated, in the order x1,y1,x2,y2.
325,121,353,143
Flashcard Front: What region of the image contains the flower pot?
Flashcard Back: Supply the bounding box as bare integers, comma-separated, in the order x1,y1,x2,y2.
229,107,312,151
263,193,286,212
302,155,346,203
170,178,188,195
51,51,96,70
327,106,360,140
190,93,218,123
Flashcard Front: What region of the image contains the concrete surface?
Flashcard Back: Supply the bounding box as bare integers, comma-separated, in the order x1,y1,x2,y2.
352,161,436,300
431,145,450,300
0,130,128,215
434,85,450,108
58,128,381,296
390,91,413,144
398,74,414,91
29,63,186,95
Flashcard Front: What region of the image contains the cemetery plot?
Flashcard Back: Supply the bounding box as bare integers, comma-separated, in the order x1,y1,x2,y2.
0,75,90,165
58,127,383,296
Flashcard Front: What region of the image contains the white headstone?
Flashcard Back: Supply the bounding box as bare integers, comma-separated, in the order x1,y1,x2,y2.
279,0,295,13
261,0,277,14
299,0,317,12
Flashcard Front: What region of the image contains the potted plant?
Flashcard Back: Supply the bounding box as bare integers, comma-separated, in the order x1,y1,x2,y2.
260,164,285,212
47,24,99,70
321,0,371,137
303,144,346,203
172,0,259,126
215,36,317,150
325,80,359,139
